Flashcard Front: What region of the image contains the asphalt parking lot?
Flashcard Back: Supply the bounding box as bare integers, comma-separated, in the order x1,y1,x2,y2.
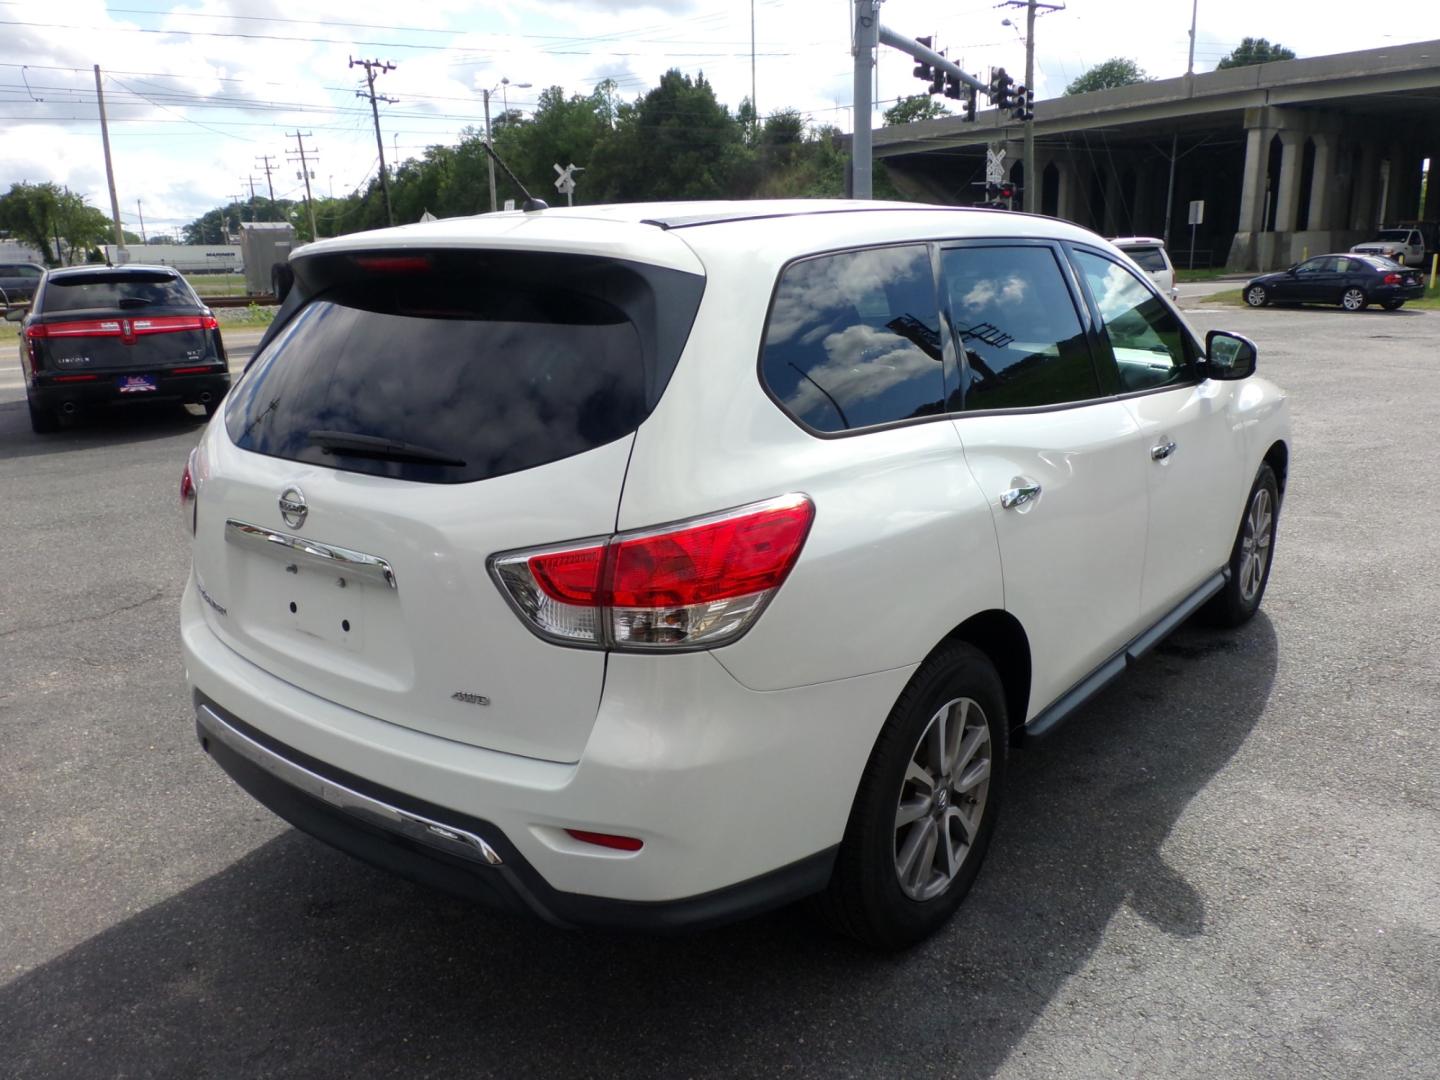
2,305,1437,1079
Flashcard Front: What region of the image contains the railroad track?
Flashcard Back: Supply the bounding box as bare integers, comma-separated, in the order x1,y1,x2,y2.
204,295,279,308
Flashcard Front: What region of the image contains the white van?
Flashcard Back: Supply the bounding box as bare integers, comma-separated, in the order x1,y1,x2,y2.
1112,236,1179,300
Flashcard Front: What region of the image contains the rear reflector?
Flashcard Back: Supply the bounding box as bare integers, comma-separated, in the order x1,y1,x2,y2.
52,374,100,382
564,829,644,852
491,494,814,650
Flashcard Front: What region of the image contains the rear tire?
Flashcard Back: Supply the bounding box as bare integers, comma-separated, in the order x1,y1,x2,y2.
26,394,58,434
819,641,1006,949
1244,285,1268,307
1202,463,1279,628
1340,287,1368,312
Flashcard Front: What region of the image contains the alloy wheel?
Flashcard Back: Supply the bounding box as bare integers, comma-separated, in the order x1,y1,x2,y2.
893,697,992,902
1341,288,1366,311
1238,486,1274,603
1245,286,1267,307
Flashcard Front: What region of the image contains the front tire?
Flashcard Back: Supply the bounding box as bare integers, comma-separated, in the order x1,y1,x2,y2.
1244,284,1268,307
819,642,1006,949
1203,463,1279,628
1340,287,1368,312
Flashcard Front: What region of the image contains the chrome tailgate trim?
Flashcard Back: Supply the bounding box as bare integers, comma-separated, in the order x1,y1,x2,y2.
225,519,398,589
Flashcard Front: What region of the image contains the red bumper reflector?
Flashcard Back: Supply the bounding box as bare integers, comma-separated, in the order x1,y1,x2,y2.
52,374,100,382
171,365,219,375
564,829,644,852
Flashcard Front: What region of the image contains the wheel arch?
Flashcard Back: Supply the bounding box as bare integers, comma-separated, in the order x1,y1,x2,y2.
931,610,1032,739
1263,439,1289,501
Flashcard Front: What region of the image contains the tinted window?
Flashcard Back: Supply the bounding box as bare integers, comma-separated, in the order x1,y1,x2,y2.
44,272,194,312
1,264,42,279
227,257,688,485
1121,246,1167,272
760,245,945,433
1295,258,1328,274
940,245,1098,410
1074,250,1192,394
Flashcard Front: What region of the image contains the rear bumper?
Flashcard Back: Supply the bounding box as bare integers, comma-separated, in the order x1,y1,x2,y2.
30,370,230,409
195,695,835,931
180,576,911,925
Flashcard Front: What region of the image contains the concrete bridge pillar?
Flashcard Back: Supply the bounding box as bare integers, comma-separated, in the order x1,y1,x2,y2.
1055,155,1080,224
1350,143,1380,231
1103,167,1124,236
1273,131,1307,234
1307,132,1338,231
1227,115,1279,270
1425,154,1440,222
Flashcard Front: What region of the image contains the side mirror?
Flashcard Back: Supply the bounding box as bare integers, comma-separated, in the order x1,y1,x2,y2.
4,305,26,322
1206,330,1257,380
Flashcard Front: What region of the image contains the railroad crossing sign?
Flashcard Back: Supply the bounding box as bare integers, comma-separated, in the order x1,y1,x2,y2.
554,162,584,205
985,147,1006,185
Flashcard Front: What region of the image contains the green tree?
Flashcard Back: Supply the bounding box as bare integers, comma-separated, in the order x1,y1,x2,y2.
587,70,751,202
884,95,951,126
0,182,114,265
1064,58,1148,95
1216,37,1297,69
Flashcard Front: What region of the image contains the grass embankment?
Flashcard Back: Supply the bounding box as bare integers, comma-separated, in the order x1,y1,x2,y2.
1198,282,1440,310
1174,268,1232,283
186,273,248,297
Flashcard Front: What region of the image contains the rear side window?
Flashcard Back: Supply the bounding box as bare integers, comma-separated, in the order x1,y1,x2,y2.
227,251,703,485
760,245,946,433
1120,246,1168,273
940,245,1098,410
43,272,194,312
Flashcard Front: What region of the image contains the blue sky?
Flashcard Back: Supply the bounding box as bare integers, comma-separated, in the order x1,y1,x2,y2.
1,0,1437,236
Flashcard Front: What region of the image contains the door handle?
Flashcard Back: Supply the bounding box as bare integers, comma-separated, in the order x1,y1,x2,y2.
1151,440,1177,461
1000,483,1041,510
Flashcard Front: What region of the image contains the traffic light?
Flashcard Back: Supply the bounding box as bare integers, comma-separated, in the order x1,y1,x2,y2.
913,36,933,84
963,86,977,121
989,67,1014,110
1011,85,1034,122
998,182,1016,202
930,67,945,95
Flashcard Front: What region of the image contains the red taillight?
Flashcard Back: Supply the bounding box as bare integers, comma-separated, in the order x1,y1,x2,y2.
529,545,607,606
492,494,815,650
26,315,217,339
52,374,100,382
1382,273,1401,285
352,254,432,273
171,365,220,375
564,829,644,852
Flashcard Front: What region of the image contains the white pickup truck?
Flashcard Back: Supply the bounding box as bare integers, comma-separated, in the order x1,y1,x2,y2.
1351,227,1426,267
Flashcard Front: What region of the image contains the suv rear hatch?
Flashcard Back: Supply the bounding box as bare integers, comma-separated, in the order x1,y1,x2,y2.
29,271,222,377
194,244,704,763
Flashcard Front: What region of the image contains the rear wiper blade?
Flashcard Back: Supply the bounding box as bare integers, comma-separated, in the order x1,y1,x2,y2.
308,430,466,467
117,297,154,308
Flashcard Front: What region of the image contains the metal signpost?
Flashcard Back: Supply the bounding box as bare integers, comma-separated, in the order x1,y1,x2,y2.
554,163,583,207
1188,199,1205,270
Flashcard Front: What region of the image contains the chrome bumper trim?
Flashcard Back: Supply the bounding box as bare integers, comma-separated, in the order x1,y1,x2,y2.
224,519,398,589
196,703,502,866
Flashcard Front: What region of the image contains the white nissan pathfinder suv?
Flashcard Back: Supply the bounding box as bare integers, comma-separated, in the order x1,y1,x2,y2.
180,201,1289,947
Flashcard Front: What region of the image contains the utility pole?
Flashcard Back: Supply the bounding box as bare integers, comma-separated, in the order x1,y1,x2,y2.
851,0,879,198
350,56,397,226
483,88,497,212
1163,0,1200,248
240,175,259,221
136,199,146,243
255,155,278,217
750,0,758,143
287,131,320,240
93,65,125,253
1001,0,1063,214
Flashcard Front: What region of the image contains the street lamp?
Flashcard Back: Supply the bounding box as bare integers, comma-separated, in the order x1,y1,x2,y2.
482,77,532,212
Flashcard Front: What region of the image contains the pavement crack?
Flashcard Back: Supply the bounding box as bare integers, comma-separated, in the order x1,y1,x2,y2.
0,589,165,639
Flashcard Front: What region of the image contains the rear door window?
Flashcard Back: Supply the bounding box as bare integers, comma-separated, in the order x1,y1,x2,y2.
227,251,703,485
759,244,946,433
43,272,195,312
939,244,1099,410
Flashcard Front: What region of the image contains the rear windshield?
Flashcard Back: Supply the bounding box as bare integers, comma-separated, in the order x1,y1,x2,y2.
0,264,42,279
1119,246,1168,272
44,272,194,312
226,250,704,485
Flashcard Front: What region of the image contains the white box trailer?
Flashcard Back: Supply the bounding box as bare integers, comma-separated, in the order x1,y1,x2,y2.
101,244,242,274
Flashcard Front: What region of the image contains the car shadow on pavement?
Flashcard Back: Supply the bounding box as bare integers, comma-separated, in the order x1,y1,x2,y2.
0,398,206,462
1,615,1277,1080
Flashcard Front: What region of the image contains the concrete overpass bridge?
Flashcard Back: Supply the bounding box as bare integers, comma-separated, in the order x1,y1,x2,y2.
873,39,1440,271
